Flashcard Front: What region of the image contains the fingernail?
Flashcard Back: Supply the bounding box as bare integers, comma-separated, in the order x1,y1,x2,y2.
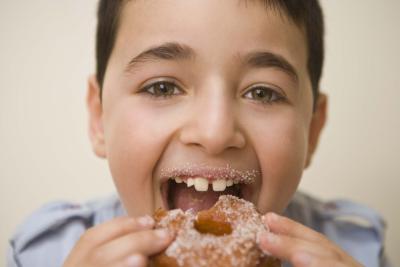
125,254,144,267
258,232,278,256
137,215,154,227
263,232,278,244
293,252,312,265
155,228,171,239
261,215,267,224
268,212,279,222
260,247,271,256
257,232,272,256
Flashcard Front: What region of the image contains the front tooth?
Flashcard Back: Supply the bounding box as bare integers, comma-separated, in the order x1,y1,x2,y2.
175,177,183,183
226,180,233,187
187,178,194,187
194,177,209,191
212,179,227,191
233,180,239,184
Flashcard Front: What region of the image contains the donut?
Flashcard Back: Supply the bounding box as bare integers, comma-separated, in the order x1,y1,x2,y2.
150,195,281,267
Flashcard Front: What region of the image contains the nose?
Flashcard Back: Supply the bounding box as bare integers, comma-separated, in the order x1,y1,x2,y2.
179,82,246,155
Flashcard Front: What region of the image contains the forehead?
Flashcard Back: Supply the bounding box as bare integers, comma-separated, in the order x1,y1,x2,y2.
112,0,308,82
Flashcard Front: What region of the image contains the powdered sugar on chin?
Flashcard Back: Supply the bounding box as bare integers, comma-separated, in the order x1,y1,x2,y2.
155,195,270,267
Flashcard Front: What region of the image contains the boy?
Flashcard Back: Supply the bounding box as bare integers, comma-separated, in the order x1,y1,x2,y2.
8,0,390,266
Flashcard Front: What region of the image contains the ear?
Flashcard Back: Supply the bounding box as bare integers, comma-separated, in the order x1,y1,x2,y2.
305,93,328,168
87,75,106,158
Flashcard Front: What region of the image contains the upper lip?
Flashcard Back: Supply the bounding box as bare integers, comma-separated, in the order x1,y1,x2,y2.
159,164,260,184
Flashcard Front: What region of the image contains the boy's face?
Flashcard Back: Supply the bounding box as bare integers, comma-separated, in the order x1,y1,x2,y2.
88,0,326,216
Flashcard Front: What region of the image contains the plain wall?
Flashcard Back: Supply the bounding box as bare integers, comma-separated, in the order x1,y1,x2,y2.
0,0,399,265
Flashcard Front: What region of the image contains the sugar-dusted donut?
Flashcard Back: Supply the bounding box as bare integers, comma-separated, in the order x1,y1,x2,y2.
151,195,281,267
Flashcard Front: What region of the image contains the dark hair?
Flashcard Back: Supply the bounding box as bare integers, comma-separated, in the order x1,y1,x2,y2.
96,0,324,103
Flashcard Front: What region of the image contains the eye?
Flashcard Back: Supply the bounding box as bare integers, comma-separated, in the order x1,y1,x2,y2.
140,80,182,98
243,86,285,104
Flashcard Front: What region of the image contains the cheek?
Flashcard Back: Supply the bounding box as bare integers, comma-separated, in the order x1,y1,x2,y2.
102,100,178,215
249,111,308,213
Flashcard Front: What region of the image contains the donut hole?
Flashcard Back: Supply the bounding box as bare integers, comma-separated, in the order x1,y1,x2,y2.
194,209,232,236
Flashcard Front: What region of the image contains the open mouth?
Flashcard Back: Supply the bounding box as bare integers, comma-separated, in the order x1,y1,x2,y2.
160,175,254,213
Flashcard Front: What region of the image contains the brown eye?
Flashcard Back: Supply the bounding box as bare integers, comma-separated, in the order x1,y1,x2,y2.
243,86,284,104
143,81,182,97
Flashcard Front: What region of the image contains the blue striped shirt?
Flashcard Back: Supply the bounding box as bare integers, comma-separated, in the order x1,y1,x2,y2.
7,191,391,267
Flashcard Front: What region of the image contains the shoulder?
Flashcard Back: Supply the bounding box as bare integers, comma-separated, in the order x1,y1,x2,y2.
7,194,124,267
286,191,390,267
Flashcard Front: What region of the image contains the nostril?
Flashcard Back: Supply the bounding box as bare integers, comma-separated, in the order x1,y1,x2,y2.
179,119,245,155
232,131,246,149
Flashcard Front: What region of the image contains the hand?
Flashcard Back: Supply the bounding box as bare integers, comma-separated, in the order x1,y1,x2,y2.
258,213,363,267
63,216,174,267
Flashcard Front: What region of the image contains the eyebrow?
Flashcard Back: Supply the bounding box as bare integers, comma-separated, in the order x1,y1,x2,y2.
125,42,195,73
125,42,299,83
240,51,299,83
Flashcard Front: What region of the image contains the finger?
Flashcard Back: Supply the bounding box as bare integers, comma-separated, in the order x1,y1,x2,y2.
292,252,352,267
258,231,335,263
94,228,174,263
69,215,155,263
263,213,327,244
80,216,155,248
118,254,148,267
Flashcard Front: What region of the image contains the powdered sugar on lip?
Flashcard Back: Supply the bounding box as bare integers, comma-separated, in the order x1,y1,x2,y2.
160,163,260,184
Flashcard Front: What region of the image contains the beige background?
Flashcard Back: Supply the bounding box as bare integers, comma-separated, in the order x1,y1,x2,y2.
0,0,399,265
